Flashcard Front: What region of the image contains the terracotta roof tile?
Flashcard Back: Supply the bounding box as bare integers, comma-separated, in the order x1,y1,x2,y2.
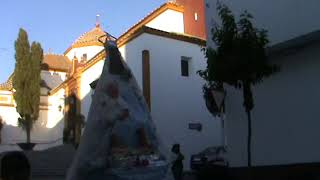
0,75,13,91
64,26,116,55
72,26,106,47
42,54,71,72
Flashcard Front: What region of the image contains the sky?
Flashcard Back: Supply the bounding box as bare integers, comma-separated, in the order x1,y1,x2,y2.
0,0,165,83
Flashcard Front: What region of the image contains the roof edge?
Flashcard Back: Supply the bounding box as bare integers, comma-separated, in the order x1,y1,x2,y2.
0,74,13,91
117,26,206,47
64,42,104,55
117,2,184,42
268,30,320,56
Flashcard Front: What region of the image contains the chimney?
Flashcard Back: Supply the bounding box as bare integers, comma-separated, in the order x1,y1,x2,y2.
71,56,78,75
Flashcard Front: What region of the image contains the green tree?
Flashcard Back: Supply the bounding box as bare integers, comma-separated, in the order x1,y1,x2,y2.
13,28,43,144
198,3,279,168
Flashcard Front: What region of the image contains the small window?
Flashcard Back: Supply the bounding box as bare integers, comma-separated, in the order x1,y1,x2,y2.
0,96,8,102
181,56,191,77
81,53,87,62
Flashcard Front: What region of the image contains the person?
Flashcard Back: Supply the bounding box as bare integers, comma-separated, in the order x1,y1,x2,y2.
171,144,184,180
1,151,31,180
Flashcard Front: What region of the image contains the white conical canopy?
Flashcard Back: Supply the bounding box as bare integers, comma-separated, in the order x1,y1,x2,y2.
66,39,168,180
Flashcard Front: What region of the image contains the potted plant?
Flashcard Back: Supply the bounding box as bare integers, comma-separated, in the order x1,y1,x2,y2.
13,29,43,151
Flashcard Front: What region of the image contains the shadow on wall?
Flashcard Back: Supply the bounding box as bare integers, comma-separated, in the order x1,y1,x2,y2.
0,93,91,152
120,39,223,170
63,94,85,149
79,87,94,124
0,119,64,152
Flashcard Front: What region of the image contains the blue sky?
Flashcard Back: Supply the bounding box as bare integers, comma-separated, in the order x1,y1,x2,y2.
0,0,165,82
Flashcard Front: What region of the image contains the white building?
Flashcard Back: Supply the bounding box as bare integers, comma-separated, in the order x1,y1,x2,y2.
205,0,320,178
0,55,68,151
0,0,222,169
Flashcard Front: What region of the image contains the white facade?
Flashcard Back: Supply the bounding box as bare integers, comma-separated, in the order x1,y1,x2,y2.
119,33,222,169
65,46,104,62
0,88,65,152
146,9,184,34
225,43,320,167
0,2,222,156
80,59,105,119
205,0,320,46
0,91,13,107
205,0,320,167
0,43,103,152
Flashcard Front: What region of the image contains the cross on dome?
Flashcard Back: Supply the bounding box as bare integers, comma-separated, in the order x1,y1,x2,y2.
96,14,100,28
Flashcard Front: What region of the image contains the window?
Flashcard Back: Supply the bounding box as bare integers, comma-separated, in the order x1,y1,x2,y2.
81,53,87,62
142,50,151,110
194,12,198,21
181,56,191,77
0,96,8,102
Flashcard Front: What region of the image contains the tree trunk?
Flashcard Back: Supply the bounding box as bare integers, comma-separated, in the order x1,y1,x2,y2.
242,81,254,179
26,125,31,144
25,115,31,144
247,110,252,168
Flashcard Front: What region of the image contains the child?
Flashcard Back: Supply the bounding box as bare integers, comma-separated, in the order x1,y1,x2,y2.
171,144,184,180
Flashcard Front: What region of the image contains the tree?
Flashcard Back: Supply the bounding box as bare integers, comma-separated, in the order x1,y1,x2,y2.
13,28,43,144
0,116,3,144
198,3,279,169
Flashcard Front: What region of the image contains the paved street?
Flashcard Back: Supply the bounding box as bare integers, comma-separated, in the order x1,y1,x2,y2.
32,174,197,180
32,172,198,180
183,172,197,180
20,145,199,180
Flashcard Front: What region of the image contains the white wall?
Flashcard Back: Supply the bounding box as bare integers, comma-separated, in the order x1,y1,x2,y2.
225,43,320,167
80,59,104,120
0,88,65,152
65,46,104,62
146,9,184,34
205,0,320,46
119,33,222,169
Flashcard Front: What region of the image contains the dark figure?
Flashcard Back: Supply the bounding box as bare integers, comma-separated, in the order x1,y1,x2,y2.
1,151,31,180
171,144,184,180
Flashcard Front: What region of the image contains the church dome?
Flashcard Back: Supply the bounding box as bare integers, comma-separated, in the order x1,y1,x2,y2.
72,26,106,48
64,24,116,55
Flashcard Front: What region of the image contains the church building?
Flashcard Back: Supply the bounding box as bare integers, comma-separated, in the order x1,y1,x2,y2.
0,0,222,169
